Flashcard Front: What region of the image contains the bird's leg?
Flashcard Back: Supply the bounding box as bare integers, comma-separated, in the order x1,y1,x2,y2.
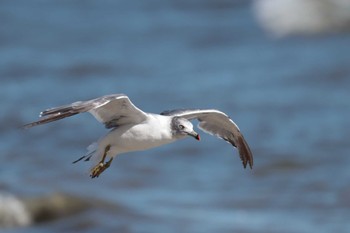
90,145,113,178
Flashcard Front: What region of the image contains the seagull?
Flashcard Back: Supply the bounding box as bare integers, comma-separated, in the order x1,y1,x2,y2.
24,94,253,178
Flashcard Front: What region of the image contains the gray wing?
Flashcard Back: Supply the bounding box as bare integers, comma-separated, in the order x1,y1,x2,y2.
161,109,253,169
24,94,148,129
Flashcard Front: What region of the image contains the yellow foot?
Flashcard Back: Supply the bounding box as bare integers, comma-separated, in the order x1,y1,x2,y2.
90,158,113,178
90,162,104,178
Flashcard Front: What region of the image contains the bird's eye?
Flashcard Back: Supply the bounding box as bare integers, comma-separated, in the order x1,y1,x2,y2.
179,125,185,130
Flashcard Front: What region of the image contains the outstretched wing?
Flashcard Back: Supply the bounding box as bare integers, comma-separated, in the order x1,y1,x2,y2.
161,109,253,169
24,94,148,129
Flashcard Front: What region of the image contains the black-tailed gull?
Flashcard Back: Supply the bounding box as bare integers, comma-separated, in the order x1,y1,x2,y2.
24,94,253,178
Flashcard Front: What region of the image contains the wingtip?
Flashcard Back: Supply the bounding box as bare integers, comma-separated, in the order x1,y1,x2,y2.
237,135,253,170
21,120,43,129
245,160,253,169
20,123,34,130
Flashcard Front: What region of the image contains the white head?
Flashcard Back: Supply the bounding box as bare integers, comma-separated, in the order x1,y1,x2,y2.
171,117,200,140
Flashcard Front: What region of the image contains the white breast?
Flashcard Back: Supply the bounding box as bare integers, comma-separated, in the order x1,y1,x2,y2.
101,114,176,155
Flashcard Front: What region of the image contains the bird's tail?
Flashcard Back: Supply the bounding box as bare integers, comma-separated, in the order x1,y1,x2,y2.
72,142,100,164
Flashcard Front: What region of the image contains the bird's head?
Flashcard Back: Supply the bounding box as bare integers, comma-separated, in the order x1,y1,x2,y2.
171,117,200,141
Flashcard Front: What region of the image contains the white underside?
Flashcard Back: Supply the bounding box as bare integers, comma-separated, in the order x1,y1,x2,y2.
87,114,179,161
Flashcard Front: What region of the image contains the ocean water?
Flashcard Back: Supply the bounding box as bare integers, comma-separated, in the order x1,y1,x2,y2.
1,0,350,232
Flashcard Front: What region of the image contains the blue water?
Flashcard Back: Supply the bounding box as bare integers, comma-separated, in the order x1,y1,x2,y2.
1,0,350,232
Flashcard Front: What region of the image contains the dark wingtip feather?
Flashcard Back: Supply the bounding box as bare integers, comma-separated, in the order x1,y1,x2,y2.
237,135,253,169
22,122,40,129
23,111,80,129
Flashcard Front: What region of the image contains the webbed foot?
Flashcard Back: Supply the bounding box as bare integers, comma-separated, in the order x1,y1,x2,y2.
90,144,113,178
90,158,113,178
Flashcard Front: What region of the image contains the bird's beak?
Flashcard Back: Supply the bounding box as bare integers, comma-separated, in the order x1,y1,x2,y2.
188,131,200,141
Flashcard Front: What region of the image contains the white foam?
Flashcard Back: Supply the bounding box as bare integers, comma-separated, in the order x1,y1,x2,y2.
0,193,32,228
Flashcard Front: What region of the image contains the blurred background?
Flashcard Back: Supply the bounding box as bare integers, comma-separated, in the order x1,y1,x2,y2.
1,0,350,232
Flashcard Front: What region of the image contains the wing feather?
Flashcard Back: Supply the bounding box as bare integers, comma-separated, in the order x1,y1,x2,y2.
161,109,253,169
24,94,148,129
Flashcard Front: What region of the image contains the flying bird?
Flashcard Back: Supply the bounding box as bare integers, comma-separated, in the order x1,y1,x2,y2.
24,94,253,178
